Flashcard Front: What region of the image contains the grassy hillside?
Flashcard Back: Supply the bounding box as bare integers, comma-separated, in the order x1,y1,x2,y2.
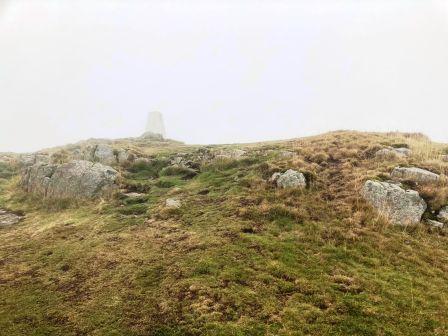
1,131,448,336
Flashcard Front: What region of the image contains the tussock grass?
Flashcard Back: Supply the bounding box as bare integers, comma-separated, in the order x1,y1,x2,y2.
1,131,448,335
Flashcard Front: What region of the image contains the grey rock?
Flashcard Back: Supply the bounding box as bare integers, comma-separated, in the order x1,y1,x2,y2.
22,160,118,199
214,149,246,160
18,153,50,167
427,219,444,229
438,206,448,223
166,198,181,209
94,144,116,165
274,169,306,189
124,192,146,198
362,180,427,226
391,167,440,184
375,147,411,159
117,150,132,165
0,209,23,227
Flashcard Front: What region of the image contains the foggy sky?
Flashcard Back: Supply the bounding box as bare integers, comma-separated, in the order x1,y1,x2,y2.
1,0,447,153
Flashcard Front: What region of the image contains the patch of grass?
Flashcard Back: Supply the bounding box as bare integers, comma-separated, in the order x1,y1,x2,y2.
160,165,198,179
127,158,170,179
1,131,448,336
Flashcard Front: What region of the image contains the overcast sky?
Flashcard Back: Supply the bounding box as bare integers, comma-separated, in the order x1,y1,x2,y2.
1,0,447,152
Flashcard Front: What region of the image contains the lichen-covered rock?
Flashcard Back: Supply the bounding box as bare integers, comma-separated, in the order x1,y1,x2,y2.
93,144,116,165
18,153,50,167
166,198,181,209
22,160,118,199
438,206,448,223
272,169,306,189
362,180,426,226
391,167,440,184
0,209,23,227
375,147,411,159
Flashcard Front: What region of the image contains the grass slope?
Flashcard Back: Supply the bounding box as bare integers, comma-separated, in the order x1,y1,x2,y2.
1,131,448,336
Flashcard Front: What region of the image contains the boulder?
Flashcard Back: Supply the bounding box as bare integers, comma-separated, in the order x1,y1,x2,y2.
272,169,306,189
391,167,440,184
438,206,448,223
22,160,118,199
362,180,427,226
375,147,411,159
18,153,50,167
117,150,132,165
94,144,116,165
0,209,23,227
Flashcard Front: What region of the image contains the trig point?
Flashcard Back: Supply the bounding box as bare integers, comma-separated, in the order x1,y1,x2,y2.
143,111,166,139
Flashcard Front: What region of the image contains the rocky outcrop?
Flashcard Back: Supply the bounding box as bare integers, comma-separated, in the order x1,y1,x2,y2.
18,153,50,167
93,144,116,165
69,144,133,166
271,169,306,189
362,180,427,226
391,167,440,184
214,149,247,160
0,209,23,227
22,160,118,199
375,147,411,159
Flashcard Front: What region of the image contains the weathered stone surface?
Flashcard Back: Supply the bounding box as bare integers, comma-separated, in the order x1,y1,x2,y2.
22,160,118,199
391,167,440,184
18,153,51,167
273,169,306,189
0,209,23,227
214,149,247,160
438,206,448,223
117,150,132,164
94,144,116,165
124,192,146,198
427,219,444,229
362,180,427,226
375,147,411,159
166,198,181,209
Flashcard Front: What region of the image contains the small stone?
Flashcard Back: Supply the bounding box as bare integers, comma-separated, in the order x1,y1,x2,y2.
427,219,444,229
0,209,23,227
124,192,146,198
166,198,181,209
